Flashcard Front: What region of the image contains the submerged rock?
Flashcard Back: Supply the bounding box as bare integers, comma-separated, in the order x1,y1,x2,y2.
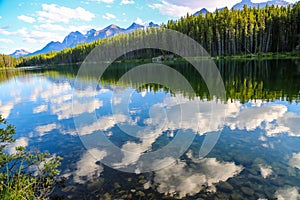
114,182,121,189
217,181,234,192
103,192,111,200
136,191,146,197
230,192,244,200
138,179,147,184
241,187,254,196
130,189,136,193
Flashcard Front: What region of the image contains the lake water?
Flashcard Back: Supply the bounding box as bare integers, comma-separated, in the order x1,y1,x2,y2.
1,59,300,199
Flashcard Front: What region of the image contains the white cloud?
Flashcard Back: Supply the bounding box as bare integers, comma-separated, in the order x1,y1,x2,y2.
81,1,90,4
51,99,103,120
33,105,48,114
29,82,105,121
265,112,300,137
73,148,106,184
102,0,115,3
121,0,135,5
226,105,287,131
5,137,29,155
11,26,66,45
18,15,36,23
111,94,236,170
289,152,300,169
149,0,193,17
224,102,300,138
258,164,273,178
107,96,300,171
152,157,243,198
0,98,21,118
0,28,15,36
102,12,116,20
148,0,247,14
78,114,128,135
40,82,71,101
33,23,92,35
34,23,67,32
134,17,144,24
35,123,57,136
23,29,63,44
0,38,14,44
90,0,114,3
37,4,95,23
275,187,300,200
0,16,2,19
113,96,122,105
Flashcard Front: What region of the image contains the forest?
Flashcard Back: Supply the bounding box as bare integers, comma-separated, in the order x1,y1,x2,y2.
165,3,300,56
1,2,299,68
0,54,21,68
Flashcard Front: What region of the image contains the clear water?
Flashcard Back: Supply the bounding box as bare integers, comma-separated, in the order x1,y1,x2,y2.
0,59,300,199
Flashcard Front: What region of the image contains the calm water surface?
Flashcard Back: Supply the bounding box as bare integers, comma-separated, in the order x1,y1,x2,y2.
0,59,300,199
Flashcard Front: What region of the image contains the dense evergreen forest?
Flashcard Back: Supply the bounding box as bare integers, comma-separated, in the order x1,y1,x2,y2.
2,2,299,68
165,3,300,56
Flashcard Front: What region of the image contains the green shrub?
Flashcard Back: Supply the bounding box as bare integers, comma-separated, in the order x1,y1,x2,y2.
0,115,62,199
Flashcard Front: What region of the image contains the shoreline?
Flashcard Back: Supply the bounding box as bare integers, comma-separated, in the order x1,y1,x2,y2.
4,51,300,69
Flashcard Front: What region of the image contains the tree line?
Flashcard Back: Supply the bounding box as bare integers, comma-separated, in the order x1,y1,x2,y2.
165,3,300,56
0,54,21,68
2,2,298,67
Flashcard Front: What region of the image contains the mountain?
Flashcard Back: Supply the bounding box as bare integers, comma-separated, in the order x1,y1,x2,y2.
124,22,144,33
93,24,124,40
233,0,290,9
233,0,258,10
10,49,30,58
193,8,209,16
194,0,291,15
85,29,96,43
148,22,160,28
62,31,86,48
27,22,159,56
29,41,65,56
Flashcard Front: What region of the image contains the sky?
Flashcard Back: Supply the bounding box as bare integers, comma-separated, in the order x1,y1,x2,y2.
0,0,298,54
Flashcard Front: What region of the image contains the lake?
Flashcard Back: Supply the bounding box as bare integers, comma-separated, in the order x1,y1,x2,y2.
0,59,300,199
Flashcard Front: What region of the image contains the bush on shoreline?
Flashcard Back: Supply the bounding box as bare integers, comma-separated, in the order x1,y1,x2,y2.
0,115,62,199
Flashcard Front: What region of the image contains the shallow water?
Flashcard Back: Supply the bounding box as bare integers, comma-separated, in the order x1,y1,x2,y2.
0,59,300,199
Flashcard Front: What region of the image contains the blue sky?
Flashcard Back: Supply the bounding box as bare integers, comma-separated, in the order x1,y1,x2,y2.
0,0,298,54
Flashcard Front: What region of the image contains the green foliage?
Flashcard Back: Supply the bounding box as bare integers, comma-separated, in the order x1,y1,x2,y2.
0,54,22,68
0,115,62,199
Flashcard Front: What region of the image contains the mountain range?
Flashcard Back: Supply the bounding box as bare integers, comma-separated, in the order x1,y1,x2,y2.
194,0,291,16
11,22,159,57
11,0,292,57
